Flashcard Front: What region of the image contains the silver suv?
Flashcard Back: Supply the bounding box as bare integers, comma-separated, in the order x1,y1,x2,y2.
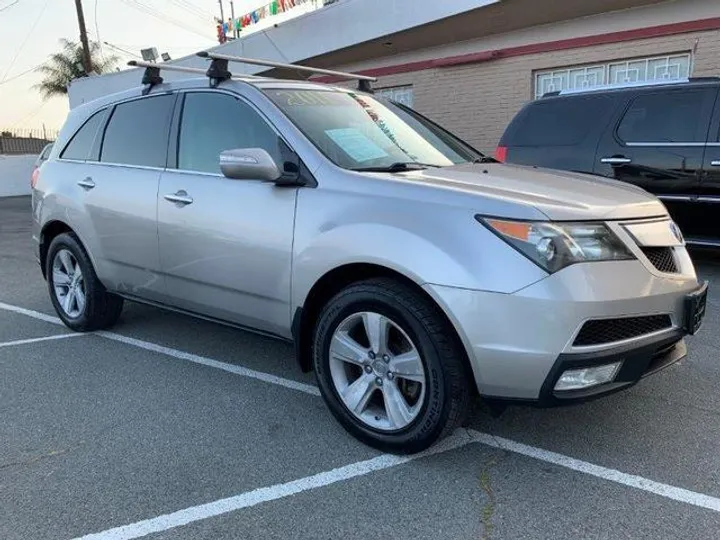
32,63,707,454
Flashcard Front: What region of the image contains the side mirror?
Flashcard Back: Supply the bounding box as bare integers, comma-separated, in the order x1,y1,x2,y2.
219,148,281,182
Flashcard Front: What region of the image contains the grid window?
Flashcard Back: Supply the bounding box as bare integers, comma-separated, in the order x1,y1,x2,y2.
376,85,414,107
534,53,691,99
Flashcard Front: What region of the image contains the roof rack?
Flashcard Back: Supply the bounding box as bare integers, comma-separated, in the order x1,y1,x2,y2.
128,60,209,94
128,51,378,94
543,77,720,98
197,51,377,92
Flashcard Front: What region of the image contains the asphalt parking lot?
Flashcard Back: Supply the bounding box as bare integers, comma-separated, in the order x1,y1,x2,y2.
3,195,720,540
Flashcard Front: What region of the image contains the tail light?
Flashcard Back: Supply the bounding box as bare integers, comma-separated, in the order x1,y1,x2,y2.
494,146,508,162
31,166,40,189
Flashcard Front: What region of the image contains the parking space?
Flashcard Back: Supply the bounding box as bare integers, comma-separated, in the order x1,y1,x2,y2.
3,195,720,540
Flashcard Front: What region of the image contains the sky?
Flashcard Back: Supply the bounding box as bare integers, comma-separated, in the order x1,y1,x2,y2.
0,0,279,133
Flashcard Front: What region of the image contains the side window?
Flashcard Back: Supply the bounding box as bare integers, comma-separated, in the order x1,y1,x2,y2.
502,95,613,147
617,89,714,144
177,92,281,174
60,109,107,161
100,95,175,168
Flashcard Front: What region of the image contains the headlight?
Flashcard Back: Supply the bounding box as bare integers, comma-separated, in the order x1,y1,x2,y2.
480,218,635,273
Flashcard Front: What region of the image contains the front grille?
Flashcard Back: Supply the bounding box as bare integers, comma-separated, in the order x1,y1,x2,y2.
573,315,673,347
641,247,678,273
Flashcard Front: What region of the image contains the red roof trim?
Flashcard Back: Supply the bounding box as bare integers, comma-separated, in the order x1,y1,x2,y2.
314,16,720,83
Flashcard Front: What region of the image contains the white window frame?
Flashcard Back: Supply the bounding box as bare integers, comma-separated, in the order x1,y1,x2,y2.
376,85,414,107
534,53,692,99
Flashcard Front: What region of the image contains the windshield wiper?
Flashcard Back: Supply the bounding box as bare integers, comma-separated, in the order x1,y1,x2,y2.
473,156,498,164
352,162,440,173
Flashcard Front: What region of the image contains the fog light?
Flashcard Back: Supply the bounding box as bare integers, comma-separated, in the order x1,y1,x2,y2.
554,362,622,391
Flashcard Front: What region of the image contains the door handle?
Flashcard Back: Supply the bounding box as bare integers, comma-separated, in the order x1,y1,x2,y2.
77,177,95,189
601,156,632,165
164,191,194,206
711,160,720,167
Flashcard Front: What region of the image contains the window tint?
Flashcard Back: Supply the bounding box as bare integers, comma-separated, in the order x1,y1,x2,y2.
177,92,280,174
60,109,106,161
617,90,713,143
100,95,175,167
502,95,612,147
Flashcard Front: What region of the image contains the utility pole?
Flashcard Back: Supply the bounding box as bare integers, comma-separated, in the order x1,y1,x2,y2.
230,1,236,38
218,0,225,24
73,0,93,75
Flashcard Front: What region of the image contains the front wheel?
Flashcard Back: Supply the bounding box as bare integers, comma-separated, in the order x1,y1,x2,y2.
46,232,124,332
313,278,472,454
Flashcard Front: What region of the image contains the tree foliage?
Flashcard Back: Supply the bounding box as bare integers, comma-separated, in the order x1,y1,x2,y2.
35,39,119,99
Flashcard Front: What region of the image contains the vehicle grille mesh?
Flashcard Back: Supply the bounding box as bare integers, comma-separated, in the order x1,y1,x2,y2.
641,247,678,273
573,315,673,347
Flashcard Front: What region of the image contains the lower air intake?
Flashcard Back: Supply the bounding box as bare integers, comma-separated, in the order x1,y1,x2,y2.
573,315,673,347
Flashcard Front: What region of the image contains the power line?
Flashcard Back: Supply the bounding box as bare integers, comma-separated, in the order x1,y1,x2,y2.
118,0,212,40
1,0,50,83
102,41,143,59
95,0,105,62
166,0,215,22
0,63,42,86
0,0,20,12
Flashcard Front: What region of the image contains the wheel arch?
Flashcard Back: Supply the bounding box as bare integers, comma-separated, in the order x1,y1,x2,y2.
39,220,74,278
292,262,477,394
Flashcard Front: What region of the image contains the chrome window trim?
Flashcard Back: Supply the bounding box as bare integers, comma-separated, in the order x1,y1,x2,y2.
657,195,694,202
625,142,720,147
83,160,166,172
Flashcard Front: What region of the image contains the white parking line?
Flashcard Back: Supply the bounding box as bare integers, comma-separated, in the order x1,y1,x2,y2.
96,331,321,396
0,333,87,349
71,430,476,540
2,301,720,527
471,431,720,513
0,301,319,396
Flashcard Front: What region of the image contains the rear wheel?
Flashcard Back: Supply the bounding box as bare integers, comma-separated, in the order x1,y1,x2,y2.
46,233,124,331
313,278,472,454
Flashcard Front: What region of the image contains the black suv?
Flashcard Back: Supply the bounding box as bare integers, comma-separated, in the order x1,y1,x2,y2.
497,78,720,247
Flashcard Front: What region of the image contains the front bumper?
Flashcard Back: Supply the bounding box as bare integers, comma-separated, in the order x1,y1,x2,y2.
424,258,702,402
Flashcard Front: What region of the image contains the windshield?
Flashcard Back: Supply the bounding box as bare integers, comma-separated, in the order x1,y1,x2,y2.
264,89,482,171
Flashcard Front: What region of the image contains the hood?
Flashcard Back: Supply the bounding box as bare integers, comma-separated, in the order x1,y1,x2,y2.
400,162,667,221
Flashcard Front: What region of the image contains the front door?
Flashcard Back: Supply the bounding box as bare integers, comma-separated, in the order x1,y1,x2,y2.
698,93,720,244
157,91,297,337
77,94,176,302
594,87,716,239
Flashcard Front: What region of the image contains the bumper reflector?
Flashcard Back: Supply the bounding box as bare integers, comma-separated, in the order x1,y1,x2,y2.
555,362,622,391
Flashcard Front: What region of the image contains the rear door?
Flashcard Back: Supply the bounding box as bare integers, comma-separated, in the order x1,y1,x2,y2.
82,93,176,301
697,89,720,245
594,87,715,238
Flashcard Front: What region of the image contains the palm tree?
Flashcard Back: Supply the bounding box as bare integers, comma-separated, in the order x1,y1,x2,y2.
35,38,119,99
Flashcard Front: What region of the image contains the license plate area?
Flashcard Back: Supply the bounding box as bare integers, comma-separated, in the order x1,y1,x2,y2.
685,281,708,335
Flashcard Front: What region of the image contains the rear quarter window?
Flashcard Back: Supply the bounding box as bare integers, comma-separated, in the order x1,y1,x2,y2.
501,95,613,147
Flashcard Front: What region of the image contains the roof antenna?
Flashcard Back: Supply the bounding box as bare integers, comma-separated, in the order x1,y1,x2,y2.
198,51,232,88
128,61,163,95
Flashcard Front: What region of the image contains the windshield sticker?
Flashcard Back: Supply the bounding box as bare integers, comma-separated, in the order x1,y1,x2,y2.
272,90,346,107
325,128,389,162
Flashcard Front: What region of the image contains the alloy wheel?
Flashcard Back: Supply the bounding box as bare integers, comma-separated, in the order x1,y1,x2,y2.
328,311,426,431
52,249,86,319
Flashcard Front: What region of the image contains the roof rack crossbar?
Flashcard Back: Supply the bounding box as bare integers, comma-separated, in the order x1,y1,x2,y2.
197,51,377,86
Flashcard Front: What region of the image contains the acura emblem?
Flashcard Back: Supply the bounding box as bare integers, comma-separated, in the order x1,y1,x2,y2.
670,221,684,244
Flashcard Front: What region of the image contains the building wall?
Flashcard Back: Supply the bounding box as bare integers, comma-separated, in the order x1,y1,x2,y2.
332,0,720,153
368,29,720,153
0,155,35,197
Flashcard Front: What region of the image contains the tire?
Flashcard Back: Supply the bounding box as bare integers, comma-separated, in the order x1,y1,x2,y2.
313,278,472,454
46,232,124,332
